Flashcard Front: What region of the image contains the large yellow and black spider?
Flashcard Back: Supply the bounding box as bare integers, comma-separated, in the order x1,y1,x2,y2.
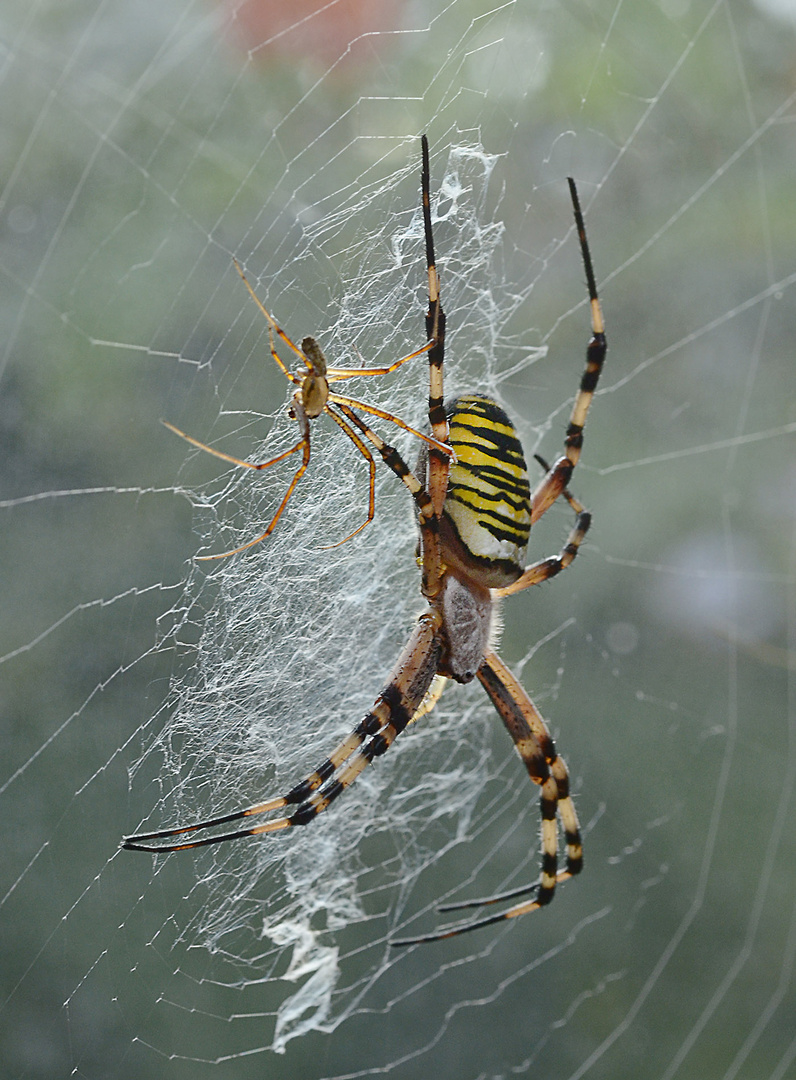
124,136,606,944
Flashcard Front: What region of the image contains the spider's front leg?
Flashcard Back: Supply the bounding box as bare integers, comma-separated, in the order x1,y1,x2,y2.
531,177,607,525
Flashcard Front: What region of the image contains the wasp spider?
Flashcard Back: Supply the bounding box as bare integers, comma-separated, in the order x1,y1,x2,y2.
124,136,607,944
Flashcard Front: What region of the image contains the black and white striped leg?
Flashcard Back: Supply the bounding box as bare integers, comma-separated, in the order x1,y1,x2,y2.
392,650,581,945
123,614,443,853
529,177,606,526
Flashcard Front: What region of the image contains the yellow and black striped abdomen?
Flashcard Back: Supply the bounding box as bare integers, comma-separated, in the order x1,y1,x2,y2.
443,395,531,588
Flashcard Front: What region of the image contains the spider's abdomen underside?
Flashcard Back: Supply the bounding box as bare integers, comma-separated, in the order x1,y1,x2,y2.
442,394,531,589
439,572,492,683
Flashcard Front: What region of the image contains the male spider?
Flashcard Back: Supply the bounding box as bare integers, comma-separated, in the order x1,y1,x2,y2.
124,136,607,944
165,261,450,558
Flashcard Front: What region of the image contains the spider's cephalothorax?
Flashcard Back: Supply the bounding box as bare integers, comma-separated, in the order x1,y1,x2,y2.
124,137,606,944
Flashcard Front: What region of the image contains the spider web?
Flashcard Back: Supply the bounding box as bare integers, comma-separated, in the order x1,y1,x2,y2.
2,1,796,1077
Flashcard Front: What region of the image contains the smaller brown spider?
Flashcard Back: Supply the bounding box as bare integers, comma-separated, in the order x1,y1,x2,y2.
164,259,450,558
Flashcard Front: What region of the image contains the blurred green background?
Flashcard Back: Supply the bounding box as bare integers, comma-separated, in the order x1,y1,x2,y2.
2,1,795,1077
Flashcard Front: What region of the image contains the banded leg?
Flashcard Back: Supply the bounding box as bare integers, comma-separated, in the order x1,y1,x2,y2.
495,456,591,598
392,649,581,945
122,612,443,853
531,177,607,524
420,133,449,598
480,650,581,880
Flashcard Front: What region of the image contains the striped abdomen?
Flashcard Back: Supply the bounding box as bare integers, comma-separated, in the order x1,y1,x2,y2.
442,395,531,588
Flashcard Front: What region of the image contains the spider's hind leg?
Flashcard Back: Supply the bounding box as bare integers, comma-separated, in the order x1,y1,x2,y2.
478,650,583,897
390,649,582,946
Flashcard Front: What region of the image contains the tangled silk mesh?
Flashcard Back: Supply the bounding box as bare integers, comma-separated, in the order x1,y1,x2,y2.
8,5,796,1075
126,142,551,1048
